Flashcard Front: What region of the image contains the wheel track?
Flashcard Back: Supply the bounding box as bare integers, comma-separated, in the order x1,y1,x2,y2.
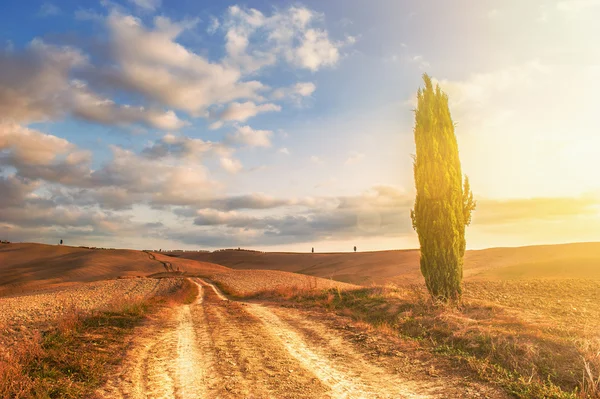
97,277,507,399
95,280,210,399
197,278,433,399
143,250,174,272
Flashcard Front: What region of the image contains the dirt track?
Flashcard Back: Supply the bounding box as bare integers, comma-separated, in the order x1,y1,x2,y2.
95,278,507,399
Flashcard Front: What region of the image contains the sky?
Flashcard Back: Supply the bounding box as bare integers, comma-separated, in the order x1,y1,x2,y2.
1,0,599,252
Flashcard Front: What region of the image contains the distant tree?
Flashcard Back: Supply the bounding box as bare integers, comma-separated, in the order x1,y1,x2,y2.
410,74,476,302
311,247,314,253
354,246,357,252
60,239,63,245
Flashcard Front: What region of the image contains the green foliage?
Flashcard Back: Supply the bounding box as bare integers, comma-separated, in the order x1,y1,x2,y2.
410,74,475,301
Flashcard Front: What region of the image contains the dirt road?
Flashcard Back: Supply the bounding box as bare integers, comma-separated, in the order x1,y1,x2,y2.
96,278,506,398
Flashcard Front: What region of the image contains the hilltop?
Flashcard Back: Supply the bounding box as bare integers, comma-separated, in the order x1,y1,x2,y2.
165,241,600,285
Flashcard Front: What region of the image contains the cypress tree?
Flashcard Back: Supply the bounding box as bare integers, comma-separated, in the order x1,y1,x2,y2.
410,74,476,302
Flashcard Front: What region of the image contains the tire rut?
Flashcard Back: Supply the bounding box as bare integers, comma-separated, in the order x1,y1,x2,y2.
200,279,435,398
245,303,430,399
95,281,210,399
97,278,506,399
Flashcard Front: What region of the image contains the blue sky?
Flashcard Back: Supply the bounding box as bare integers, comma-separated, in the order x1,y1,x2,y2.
1,0,600,251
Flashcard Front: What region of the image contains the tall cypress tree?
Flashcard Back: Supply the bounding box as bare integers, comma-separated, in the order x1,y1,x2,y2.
410,74,476,302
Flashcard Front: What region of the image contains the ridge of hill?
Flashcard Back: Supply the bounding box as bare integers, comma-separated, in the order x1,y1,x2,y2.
166,242,600,285
0,243,228,296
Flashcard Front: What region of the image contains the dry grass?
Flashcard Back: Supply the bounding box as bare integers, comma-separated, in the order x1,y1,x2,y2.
203,269,357,298
169,242,600,286
253,279,600,399
0,278,198,399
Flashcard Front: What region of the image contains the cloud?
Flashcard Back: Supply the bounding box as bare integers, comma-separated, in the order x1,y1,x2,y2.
0,5,356,248
278,147,290,155
0,122,76,165
226,125,273,148
1,5,350,132
74,8,104,21
70,81,188,130
220,157,243,174
0,40,184,130
474,195,600,225
0,39,86,123
206,193,301,211
127,0,161,11
0,176,40,208
289,28,340,71
178,185,413,245
272,82,316,102
207,16,220,34
221,5,346,72
38,2,61,17
0,125,223,210
87,12,265,117
345,151,365,165
142,133,231,160
0,122,93,186
310,155,324,164
51,186,139,210
211,101,281,124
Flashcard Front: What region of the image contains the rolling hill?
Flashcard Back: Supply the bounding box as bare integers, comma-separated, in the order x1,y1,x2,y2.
165,242,600,285
0,243,228,296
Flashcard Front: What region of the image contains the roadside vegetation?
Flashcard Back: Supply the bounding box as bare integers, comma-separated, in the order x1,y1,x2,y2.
0,278,197,399
240,279,600,399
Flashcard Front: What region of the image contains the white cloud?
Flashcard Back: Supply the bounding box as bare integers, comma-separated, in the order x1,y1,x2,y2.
38,3,61,17
74,8,104,21
1,6,349,132
220,157,243,173
0,39,86,123
97,12,265,117
345,151,365,165
207,16,220,34
212,101,281,123
221,5,346,73
278,147,290,155
226,124,273,148
179,185,413,245
0,122,77,165
0,122,92,186
209,121,224,130
70,82,187,130
127,0,161,11
289,28,340,71
92,146,219,207
0,39,187,131
142,133,232,160
310,155,324,165
272,82,316,101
